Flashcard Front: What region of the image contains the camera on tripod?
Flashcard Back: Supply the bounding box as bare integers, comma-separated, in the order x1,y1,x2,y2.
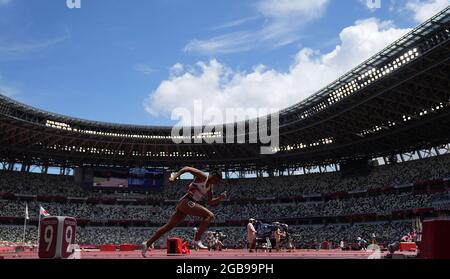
214,230,227,241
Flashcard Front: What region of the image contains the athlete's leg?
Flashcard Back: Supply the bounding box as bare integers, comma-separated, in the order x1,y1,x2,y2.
145,210,187,247
177,199,214,241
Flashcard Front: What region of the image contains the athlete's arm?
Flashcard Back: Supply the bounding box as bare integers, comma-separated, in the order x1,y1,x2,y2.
169,166,206,182
207,189,227,206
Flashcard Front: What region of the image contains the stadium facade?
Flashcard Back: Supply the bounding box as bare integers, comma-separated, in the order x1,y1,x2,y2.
0,7,449,174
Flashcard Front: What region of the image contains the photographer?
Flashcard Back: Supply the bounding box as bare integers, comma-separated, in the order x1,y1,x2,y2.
357,237,368,250
205,230,225,251
214,230,225,251
247,218,257,252
273,223,286,252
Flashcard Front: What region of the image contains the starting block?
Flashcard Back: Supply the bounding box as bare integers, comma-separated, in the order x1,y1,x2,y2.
167,237,190,255
38,216,77,259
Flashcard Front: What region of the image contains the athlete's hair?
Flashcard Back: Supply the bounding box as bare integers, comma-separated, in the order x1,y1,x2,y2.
209,169,222,180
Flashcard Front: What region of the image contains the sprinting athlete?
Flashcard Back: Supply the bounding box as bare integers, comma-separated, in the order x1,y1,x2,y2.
141,167,226,257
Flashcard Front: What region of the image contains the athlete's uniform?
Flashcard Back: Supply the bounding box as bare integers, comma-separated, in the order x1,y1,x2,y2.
180,179,209,206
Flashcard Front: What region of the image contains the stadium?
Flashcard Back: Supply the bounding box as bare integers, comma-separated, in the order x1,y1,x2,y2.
0,3,450,262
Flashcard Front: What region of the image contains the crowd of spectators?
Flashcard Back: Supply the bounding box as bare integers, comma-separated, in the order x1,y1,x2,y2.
152,154,450,199
0,226,37,246
1,154,449,200
289,221,413,248
0,192,443,223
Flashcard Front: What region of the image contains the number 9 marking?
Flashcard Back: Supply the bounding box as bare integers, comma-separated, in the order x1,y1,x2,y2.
44,226,54,252
65,226,73,244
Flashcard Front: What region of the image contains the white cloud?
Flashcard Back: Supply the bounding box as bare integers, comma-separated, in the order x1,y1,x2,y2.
405,0,450,23
0,30,70,60
133,63,156,76
185,32,254,55
145,18,411,125
185,0,329,55
209,16,261,31
389,0,400,12
169,63,184,77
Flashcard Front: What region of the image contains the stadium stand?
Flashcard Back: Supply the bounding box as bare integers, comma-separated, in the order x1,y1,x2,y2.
1,154,449,248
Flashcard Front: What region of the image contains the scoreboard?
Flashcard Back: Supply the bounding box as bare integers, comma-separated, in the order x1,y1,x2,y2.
75,167,165,190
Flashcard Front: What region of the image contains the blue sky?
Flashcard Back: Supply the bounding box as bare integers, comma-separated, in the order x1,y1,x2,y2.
0,0,448,126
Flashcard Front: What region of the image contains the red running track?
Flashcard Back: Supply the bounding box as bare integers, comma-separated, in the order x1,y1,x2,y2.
0,249,416,259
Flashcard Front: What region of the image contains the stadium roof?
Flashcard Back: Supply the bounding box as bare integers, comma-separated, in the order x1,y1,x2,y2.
1,7,449,171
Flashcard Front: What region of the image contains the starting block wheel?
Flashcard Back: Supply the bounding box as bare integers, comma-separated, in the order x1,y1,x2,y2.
38,216,77,259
